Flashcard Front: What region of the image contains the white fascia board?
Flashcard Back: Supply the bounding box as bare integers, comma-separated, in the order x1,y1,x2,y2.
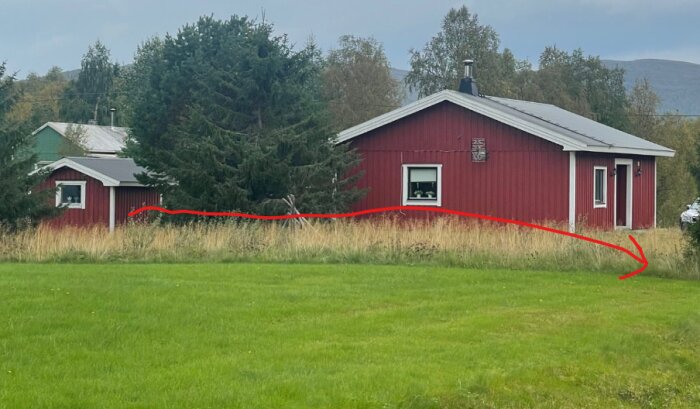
33,122,67,137
336,92,449,143
30,157,76,176
29,161,53,176
36,158,120,187
31,122,54,136
336,90,585,151
575,146,676,158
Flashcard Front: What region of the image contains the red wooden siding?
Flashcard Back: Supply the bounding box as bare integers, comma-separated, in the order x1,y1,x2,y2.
38,168,160,229
575,153,615,229
348,102,570,223
633,156,656,229
38,168,110,227
115,187,160,224
575,153,655,229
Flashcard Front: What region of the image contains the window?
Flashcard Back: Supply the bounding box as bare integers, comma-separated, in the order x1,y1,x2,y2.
402,164,442,206
55,181,87,209
593,167,607,208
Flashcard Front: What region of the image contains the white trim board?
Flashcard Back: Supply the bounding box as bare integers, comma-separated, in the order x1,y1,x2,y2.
31,122,57,136
654,158,657,228
569,152,576,233
34,158,120,186
614,159,634,229
109,186,116,232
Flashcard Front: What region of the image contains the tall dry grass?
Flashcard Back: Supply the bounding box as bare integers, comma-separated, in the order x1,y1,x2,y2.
0,218,695,279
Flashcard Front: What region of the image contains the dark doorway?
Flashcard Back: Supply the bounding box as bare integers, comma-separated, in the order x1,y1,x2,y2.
616,165,627,227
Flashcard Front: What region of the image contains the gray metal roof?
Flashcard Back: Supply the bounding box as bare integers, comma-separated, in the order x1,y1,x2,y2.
484,95,674,153
337,90,675,157
35,122,128,153
66,157,147,185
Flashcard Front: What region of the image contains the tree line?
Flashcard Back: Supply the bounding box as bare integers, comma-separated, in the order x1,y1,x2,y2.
1,6,699,233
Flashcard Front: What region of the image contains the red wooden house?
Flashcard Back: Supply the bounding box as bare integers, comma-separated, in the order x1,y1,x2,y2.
337,71,674,231
37,157,159,231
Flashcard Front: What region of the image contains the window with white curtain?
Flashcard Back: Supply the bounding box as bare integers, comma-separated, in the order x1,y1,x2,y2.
402,164,442,206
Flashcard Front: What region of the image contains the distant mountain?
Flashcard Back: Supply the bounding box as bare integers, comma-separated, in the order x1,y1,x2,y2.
393,60,700,115
602,59,700,115
62,68,81,81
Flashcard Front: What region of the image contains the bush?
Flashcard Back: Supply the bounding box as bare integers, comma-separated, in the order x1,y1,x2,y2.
687,222,700,258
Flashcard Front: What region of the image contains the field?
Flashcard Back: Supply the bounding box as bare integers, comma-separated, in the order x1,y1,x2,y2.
2,263,700,408
0,219,697,279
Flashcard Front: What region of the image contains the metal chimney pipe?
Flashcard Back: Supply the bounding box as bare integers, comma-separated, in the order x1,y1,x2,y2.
110,107,116,130
458,59,479,96
463,59,474,78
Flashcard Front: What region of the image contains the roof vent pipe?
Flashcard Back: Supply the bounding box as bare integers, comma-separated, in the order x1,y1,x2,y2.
110,107,117,130
463,59,474,78
458,59,479,96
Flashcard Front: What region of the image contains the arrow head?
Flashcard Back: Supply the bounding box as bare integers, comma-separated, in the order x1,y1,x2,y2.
618,235,648,280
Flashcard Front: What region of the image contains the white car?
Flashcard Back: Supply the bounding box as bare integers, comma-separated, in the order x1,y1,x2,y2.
680,198,700,231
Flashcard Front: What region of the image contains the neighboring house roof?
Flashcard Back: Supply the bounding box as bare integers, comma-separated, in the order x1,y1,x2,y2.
336,90,675,157
32,122,128,154
36,157,148,187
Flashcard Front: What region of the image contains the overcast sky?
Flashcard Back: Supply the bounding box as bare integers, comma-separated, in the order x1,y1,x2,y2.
2,0,700,78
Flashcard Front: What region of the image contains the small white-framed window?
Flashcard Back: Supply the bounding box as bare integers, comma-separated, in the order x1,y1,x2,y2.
55,181,87,209
402,164,442,206
593,167,607,208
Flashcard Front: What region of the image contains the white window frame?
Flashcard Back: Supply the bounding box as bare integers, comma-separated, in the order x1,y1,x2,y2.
593,166,607,208
402,164,442,207
55,181,87,209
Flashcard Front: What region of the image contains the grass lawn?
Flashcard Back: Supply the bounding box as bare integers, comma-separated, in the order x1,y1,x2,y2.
1,264,700,408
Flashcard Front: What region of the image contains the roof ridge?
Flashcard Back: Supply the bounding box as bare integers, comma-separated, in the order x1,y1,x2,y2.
49,121,127,129
488,96,553,107
483,95,613,148
70,156,131,160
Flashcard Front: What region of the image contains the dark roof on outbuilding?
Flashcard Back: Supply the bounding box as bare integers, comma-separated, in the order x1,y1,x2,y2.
38,157,149,187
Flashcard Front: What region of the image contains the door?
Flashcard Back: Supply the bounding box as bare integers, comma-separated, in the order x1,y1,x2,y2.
614,159,633,229
616,165,627,227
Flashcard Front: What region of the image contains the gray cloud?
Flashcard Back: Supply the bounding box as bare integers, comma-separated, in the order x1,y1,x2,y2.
2,0,699,77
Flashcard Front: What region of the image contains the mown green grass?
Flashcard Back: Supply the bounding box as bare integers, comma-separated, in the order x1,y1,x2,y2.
1,263,700,408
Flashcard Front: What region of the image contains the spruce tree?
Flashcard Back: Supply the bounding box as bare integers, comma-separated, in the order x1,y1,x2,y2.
0,63,59,230
126,16,363,215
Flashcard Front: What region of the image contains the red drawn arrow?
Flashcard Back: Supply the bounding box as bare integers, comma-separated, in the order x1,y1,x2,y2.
128,205,649,280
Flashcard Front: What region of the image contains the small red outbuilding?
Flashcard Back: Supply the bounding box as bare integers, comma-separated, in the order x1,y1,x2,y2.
37,157,159,231
338,88,675,231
